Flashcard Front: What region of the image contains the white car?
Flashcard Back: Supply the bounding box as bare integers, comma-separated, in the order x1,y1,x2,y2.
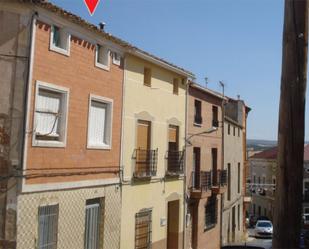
254,220,273,238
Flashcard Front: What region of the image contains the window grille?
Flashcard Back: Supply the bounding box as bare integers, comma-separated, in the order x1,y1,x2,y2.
38,204,59,249
135,209,152,249
84,199,102,249
204,195,218,230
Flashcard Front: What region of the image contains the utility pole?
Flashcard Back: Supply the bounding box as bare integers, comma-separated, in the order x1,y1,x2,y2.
273,0,308,248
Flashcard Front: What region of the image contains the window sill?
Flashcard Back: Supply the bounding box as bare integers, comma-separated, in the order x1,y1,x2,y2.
193,122,202,127
50,44,70,56
32,139,66,148
87,144,111,150
95,61,110,71
204,224,216,232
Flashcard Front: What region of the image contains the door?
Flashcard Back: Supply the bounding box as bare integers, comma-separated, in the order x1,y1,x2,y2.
193,147,201,189
136,120,151,174
167,200,180,249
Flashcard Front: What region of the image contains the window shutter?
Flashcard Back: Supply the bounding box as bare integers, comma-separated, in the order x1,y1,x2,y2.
36,89,61,136
89,100,107,146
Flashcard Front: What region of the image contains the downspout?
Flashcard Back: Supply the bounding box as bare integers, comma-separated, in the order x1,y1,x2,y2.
182,79,189,249
220,94,225,247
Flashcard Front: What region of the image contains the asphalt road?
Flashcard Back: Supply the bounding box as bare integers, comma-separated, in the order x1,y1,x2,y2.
246,228,272,249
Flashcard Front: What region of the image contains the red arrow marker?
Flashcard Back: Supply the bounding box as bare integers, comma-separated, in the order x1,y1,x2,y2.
84,0,100,15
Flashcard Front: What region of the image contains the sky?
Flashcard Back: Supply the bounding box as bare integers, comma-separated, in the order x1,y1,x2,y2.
50,0,309,141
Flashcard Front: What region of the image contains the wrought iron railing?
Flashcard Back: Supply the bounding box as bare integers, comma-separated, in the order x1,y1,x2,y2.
219,169,227,186
212,120,219,128
191,171,212,191
133,148,158,178
166,150,184,175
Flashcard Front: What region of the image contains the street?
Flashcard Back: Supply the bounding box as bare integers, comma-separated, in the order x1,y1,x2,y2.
246,228,272,249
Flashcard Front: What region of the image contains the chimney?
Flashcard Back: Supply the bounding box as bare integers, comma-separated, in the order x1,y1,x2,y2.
99,22,106,31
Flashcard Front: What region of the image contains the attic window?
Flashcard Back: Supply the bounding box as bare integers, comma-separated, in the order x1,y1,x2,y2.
144,67,152,87
50,25,70,55
112,52,121,66
95,45,110,70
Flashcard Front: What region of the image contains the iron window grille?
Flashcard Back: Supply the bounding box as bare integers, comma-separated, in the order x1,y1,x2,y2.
191,171,212,191
135,209,152,249
204,195,218,230
166,150,184,175
133,148,158,178
38,204,59,249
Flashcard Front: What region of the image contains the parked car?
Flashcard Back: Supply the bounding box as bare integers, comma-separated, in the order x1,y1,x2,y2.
254,220,273,238
256,216,270,222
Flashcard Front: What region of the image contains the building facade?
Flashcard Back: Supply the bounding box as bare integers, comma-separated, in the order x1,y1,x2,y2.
120,53,192,249
222,99,250,244
185,83,227,249
1,1,128,248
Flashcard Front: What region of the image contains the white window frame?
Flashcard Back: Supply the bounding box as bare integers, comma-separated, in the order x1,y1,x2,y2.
112,51,121,66
32,81,69,148
49,24,71,56
87,94,113,150
95,44,110,71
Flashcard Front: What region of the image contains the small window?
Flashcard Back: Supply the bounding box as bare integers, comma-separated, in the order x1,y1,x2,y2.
228,163,231,201
33,82,69,147
233,126,236,136
38,204,59,249
205,195,218,230
87,95,113,149
194,100,202,125
95,45,110,70
173,78,179,95
228,124,230,135
238,127,240,137
84,198,104,249
50,25,70,55
238,205,240,231
135,209,152,249
112,52,121,66
144,67,152,86
212,106,219,127
238,163,241,194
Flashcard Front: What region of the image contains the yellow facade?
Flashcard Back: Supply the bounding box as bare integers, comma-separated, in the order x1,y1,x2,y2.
120,54,187,249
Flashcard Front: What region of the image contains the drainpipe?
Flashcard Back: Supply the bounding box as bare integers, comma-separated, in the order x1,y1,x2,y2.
182,78,189,249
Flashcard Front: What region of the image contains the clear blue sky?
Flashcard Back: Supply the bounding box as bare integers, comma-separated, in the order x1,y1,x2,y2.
50,0,309,141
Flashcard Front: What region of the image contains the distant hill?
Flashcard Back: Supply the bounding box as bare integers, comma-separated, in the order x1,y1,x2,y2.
247,139,277,151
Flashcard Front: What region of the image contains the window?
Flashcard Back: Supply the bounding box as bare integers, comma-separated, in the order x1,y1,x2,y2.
33,81,69,147
238,163,241,194
50,25,70,55
253,204,256,215
194,100,202,125
233,126,235,136
87,95,113,149
228,124,230,135
112,52,121,66
144,67,152,87
205,195,218,230
238,127,240,137
173,78,179,95
228,163,231,201
212,106,219,128
238,205,240,231
272,177,276,195
38,204,59,249
135,209,152,249
95,45,110,70
84,198,104,249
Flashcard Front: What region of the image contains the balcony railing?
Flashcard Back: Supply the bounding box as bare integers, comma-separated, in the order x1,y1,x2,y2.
194,115,203,125
212,120,219,128
166,150,184,176
219,169,227,186
191,171,212,191
133,148,158,178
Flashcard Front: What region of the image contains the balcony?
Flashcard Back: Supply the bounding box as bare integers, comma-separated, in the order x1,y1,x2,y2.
211,169,227,194
190,171,212,199
194,115,203,125
133,148,158,179
166,150,184,176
